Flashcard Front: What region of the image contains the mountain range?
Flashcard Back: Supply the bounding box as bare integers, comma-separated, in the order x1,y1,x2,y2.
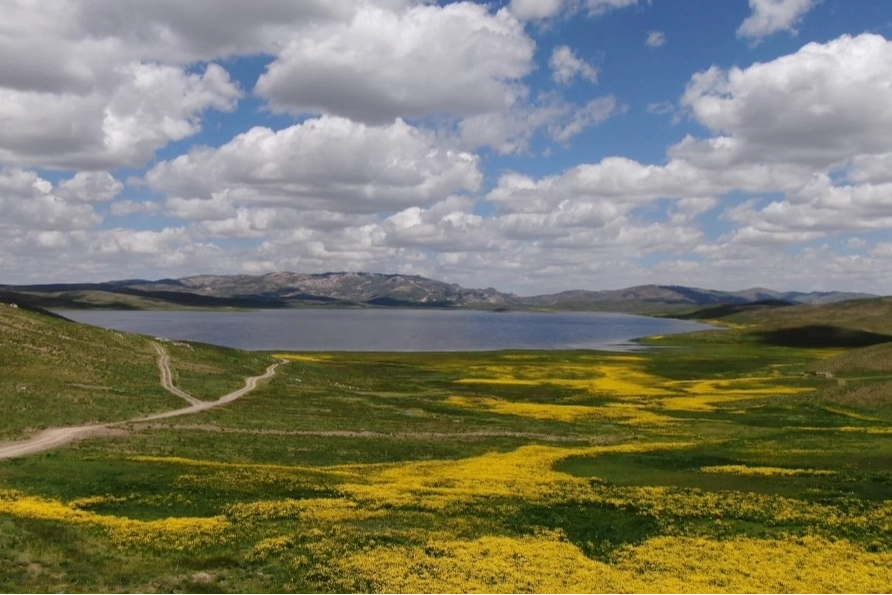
0,272,878,313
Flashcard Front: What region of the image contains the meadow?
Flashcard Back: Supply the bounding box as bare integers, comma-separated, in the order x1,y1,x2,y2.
1,303,891,592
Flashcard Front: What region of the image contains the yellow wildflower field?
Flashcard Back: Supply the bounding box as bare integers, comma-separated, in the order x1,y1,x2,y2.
333,533,892,594
1,339,889,592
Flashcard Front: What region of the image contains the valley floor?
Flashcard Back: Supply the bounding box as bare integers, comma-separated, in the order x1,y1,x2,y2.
1,317,892,592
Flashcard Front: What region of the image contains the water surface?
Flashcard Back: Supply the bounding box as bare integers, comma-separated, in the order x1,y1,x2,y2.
58,308,714,352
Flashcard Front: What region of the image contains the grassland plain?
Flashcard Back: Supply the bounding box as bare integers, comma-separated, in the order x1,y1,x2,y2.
1,302,892,592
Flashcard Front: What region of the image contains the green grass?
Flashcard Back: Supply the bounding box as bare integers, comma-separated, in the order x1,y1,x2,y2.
0,306,272,439
0,306,177,438
2,303,892,591
162,341,272,400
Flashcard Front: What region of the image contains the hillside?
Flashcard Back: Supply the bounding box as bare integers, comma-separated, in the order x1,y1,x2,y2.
525,284,876,312
0,303,270,439
1,273,877,312
682,296,892,337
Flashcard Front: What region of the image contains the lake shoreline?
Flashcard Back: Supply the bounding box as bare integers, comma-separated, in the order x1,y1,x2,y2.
54,308,716,353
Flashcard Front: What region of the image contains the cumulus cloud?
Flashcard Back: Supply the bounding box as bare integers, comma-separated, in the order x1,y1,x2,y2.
147,116,482,215
1,2,889,295
847,152,892,185
459,95,624,153
56,172,123,203
487,158,715,214
723,178,892,245
737,0,817,40
0,1,283,169
549,46,599,84
548,97,626,142
584,0,638,16
0,63,240,170
0,0,404,78
509,0,636,20
646,31,666,47
255,3,534,123
669,33,892,249
110,200,161,217
679,34,892,170
0,169,101,231
510,0,565,20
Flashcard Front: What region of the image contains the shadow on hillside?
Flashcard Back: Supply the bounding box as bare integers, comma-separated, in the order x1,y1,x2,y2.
0,290,71,320
678,300,794,320
752,325,892,348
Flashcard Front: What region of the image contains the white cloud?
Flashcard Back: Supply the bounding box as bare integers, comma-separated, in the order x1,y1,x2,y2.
509,0,636,21
737,0,817,40
381,197,493,251
680,34,892,170
549,46,598,84
721,177,892,244
459,95,624,153
509,0,565,20
0,63,240,170
2,5,890,296
663,34,892,255
255,3,534,123
459,106,564,155
646,31,666,47
548,96,626,142
847,152,892,184
56,172,123,203
110,200,161,217
0,168,100,231
0,0,402,79
487,158,715,214
648,244,892,294
584,0,638,16
147,117,482,215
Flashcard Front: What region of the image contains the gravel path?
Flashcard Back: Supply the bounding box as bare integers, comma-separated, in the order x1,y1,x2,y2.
0,343,282,461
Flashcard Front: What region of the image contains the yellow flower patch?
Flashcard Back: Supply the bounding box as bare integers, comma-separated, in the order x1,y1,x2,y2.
701,465,835,477
340,443,691,510
445,395,600,422
271,353,332,362
821,406,884,422
246,535,294,562
445,395,674,426
0,490,231,551
661,377,811,411
455,358,673,398
800,426,892,434
332,533,892,593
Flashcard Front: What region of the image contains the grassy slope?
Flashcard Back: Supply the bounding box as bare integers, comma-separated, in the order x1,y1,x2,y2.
0,301,891,591
685,296,892,335
0,304,272,439
674,297,892,409
0,304,178,439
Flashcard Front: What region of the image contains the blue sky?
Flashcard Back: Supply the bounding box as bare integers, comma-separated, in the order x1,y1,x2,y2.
2,0,892,294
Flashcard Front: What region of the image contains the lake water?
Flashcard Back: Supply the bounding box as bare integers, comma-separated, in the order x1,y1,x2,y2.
57,309,713,352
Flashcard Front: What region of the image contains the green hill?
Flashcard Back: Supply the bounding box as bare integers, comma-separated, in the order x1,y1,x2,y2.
0,303,270,440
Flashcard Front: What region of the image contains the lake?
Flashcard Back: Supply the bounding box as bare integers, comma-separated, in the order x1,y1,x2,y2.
57,308,714,352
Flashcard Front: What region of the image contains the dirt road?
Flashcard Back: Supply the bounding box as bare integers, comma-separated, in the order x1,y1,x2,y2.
152,342,203,406
132,359,281,423
0,344,282,461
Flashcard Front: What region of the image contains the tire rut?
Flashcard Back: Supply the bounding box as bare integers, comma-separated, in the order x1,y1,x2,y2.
0,343,283,461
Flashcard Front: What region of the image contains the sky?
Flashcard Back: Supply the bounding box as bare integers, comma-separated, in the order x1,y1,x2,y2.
2,0,892,295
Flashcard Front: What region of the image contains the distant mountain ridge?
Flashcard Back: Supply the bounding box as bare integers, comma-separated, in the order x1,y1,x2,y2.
524,284,876,311
0,272,878,312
